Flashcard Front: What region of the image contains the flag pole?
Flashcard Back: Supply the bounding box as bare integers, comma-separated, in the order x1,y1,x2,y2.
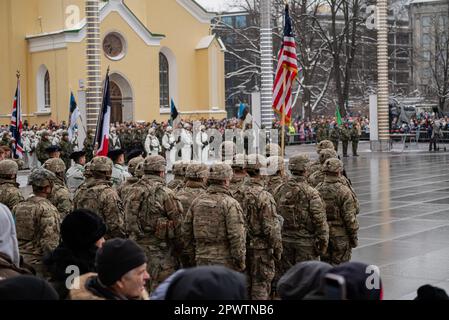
281,68,286,157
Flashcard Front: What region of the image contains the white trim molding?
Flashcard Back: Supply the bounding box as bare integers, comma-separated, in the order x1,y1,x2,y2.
26,0,164,53
176,0,215,24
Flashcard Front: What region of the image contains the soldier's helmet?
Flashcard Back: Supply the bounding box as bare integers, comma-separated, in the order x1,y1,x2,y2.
90,156,113,173
143,155,166,173
135,162,144,178
267,156,285,175
28,168,56,187
208,163,233,181
319,149,338,164
0,160,19,176
128,156,144,176
172,161,189,176
288,154,310,173
317,140,334,154
41,130,50,138
43,158,66,174
62,131,69,137
185,161,209,179
246,154,267,171
232,153,247,169
220,141,236,162
323,158,343,174
265,143,281,157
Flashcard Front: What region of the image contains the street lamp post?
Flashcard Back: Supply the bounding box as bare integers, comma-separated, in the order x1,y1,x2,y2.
85,0,102,132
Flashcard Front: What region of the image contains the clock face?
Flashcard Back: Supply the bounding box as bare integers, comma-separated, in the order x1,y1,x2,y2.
103,33,124,59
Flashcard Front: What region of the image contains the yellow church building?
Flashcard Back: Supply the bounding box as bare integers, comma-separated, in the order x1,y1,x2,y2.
0,0,226,125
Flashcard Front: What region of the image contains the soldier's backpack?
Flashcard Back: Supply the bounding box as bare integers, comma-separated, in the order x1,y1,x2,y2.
191,194,228,244
277,182,315,235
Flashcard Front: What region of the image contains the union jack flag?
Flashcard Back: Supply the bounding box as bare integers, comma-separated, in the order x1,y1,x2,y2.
272,4,299,124
10,74,24,159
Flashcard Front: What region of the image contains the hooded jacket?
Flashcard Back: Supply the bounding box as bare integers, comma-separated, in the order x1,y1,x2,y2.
165,266,247,300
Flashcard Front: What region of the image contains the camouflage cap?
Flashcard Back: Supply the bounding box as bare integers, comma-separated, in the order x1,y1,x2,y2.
172,161,189,176
0,160,19,175
232,153,247,169
319,149,338,164
90,156,113,173
265,143,281,157
128,156,144,176
62,131,69,137
143,155,166,173
317,140,334,154
267,156,285,174
208,162,233,181
220,141,236,160
185,161,209,179
246,154,267,171
288,154,310,172
28,168,56,187
135,162,144,178
43,158,66,174
41,130,50,137
323,158,343,173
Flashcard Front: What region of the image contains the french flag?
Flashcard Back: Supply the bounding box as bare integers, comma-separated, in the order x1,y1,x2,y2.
95,70,111,157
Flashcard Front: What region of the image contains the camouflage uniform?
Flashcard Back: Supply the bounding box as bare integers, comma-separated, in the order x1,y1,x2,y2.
13,168,60,276
329,126,340,153
350,124,360,156
166,161,188,191
176,162,208,216
111,163,131,188
59,132,73,171
243,154,282,300
275,154,329,275
316,124,328,143
316,158,359,266
124,155,183,292
117,156,144,201
0,160,24,212
43,158,73,219
265,156,287,196
73,157,126,239
307,140,335,178
36,131,52,164
308,149,338,188
340,125,351,157
182,163,246,273
229,154,248,208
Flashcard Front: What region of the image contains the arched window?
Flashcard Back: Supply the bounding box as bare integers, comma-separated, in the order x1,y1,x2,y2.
44,71,51,109
37,65,51,112
159,52,169,109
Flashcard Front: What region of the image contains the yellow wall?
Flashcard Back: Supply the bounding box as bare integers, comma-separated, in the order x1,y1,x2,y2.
0,0,226,125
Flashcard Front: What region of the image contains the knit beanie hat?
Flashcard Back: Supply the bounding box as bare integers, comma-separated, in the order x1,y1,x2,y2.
61,209,107,251
96,239,147,286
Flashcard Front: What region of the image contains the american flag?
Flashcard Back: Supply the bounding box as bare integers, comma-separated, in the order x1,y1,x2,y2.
10,74,24,159
272,4,299,124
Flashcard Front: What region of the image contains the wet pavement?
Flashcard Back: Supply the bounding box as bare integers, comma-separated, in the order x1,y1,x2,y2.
17,141,449,299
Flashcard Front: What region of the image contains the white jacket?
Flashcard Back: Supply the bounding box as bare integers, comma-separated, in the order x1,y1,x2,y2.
145,134,161,154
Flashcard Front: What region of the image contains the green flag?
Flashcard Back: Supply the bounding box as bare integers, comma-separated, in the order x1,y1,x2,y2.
336,105,343,126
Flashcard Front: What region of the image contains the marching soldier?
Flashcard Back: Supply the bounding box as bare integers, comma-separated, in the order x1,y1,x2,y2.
73,156,126,239
243,154,282,300
316,158,359,266
0,160,24,212
182,163,246,273
43,158,73,219
124,155,183,292
14,168,60,276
